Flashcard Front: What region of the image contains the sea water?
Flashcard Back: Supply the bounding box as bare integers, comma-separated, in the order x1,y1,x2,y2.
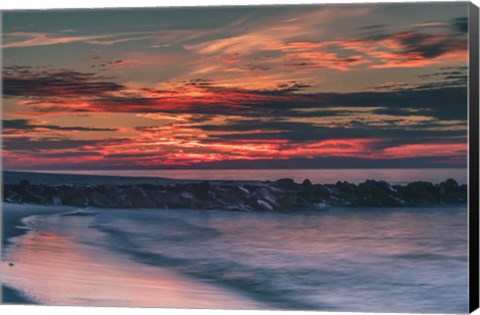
2,204,468,312
28,168,468,185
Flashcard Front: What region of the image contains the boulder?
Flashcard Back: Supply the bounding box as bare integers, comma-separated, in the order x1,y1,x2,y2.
89,190,115,208
336,181,357,193
302,179,312,186
402,181,440,204
272,178,297,190
125,187,156,208
311,184,331,199
256,199,274,211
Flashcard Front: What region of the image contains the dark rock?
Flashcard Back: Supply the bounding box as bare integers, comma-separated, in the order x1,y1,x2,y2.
243,185,258,193
402,181,440,204
302,179,312,186
193,181,213,200
444,178,459,190
125,187,156,208
358,180,391,193
255,199,274,211
336,181,357,193
4,188,22,204
89,190,115,208
65,195,89,207
150,190,183,208
253,186,278,209
438,178,460,195
442,183,467,203
198,180,212,190
273,178,297,190
2,176,467,212
311,184,331,199
19,179,30,189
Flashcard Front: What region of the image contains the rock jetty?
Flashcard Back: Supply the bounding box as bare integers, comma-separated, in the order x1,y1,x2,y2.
3,176,467,212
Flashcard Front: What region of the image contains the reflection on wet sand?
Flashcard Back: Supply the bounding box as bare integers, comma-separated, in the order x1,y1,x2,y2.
2,213,262,308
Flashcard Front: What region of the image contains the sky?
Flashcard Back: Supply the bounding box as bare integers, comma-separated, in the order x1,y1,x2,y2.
1,2,470,170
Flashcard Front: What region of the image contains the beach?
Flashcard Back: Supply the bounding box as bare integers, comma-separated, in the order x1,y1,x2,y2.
1,1,473,312
1,203,264,308
2,203,70,304
1,201,469,312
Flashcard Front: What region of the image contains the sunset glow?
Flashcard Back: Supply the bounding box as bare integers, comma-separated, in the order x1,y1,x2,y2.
1,3,468,169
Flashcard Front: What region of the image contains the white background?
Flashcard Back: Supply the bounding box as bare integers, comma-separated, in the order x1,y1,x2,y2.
0,1,479,315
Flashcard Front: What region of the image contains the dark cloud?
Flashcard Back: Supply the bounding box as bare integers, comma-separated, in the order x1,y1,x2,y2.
3,119,117,132
103,152,162,159
107,60,125,65
184,79,214,87
452,17,468,33
4,66,467,152
371,107,431,116
82,83,467,123
400,33,464,58
242,64,270,71
365,136,467,151
373,69,467,93
325,87,467,120
359,24,388,30
198,118,466,143
6,66,467,123
35,151,103,158
275,81,312,92
3,66,125,97
3,137,129,151
284,56,365,70
417,67,467,88
364,27,467,59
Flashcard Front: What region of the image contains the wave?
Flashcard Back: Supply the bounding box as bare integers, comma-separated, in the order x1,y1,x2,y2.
2,205,469,312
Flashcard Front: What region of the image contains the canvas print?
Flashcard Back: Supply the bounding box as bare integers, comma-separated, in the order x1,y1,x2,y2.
1,2,478,313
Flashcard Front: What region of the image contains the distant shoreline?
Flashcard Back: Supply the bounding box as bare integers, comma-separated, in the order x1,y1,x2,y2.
3,168,467,185
3,171,468,212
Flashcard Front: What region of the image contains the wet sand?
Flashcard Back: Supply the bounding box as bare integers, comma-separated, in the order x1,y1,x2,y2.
1,203,263,308
2,203,73,245
2,203,74,304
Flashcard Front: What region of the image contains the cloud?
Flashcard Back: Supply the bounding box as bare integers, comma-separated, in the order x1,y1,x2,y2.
1,6,470,170
2,31,156,48
3,67,125,98
2,119,117,133
2,137,129,152
284,53,367,71
411,22,449,28
279,18,467,70
365,30,467,59
372,66,468,92
183,11,467,75
452,17,468,33
2,63,467,170
5,65,467,123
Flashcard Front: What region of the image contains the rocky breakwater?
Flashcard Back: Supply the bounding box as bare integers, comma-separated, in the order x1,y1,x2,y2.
3,178,467,212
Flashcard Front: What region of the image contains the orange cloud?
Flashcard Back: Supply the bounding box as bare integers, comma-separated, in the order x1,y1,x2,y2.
2,31,156,48
380,143,467,159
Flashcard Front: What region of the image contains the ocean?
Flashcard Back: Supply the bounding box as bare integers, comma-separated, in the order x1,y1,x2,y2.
27,168,467,185
2,203,468,312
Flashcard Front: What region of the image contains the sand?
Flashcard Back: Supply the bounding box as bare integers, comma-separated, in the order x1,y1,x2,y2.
1,203,263,308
